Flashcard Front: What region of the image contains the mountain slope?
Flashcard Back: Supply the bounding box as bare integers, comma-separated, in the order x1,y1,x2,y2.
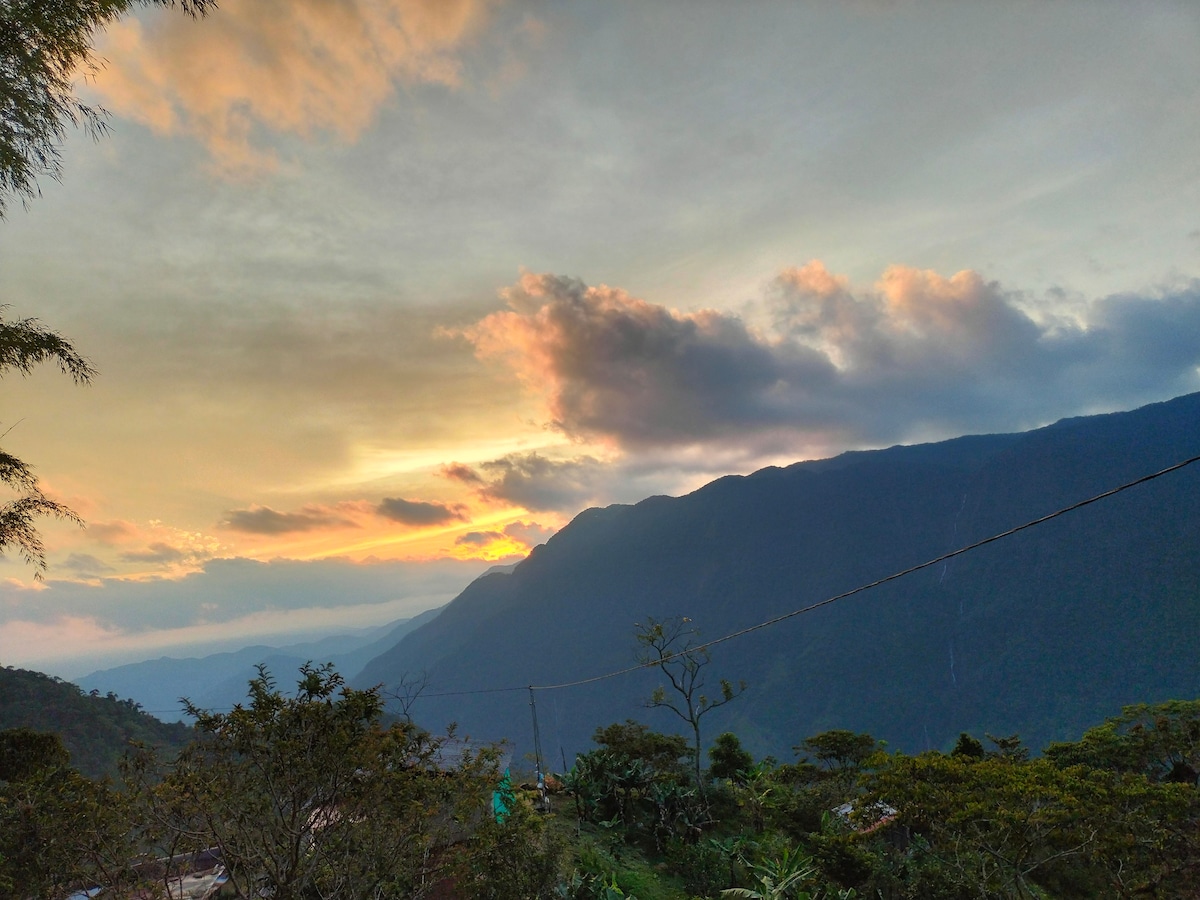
0,667,192,779
355,393,1200,762
79,607,444,721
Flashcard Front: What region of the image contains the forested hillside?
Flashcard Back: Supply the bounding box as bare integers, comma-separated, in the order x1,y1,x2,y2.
357,392,1200,761
0,667,192,779
3,663,1198,898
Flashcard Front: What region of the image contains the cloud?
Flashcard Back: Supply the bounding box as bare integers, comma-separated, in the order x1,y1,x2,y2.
455,530,503,547
85,520,139,545
502,520,556,548
222,503,362,535
440,462,485,485
54,521,233,581
463,271,835,449
120,542,192,565
376,497,467,527
448,452,613,512
463,266,1200,454
62,554,116,577
91,0,492,175
0,556,494,675
451,529,529,561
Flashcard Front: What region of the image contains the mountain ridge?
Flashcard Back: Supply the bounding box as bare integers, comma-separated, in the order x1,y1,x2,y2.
354,392,1200,762
78,606,445,720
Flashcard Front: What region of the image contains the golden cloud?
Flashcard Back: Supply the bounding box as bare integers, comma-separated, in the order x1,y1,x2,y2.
91,0,493,174
462,266,1200,453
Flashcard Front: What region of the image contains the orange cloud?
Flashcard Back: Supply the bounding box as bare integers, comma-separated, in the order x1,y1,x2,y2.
875,266,1011,344
776,260,850,299
461,266,1200,454
91,0,493,175
461,271,832,447
85,519,140,545
82,520,230,580
451,529,525,561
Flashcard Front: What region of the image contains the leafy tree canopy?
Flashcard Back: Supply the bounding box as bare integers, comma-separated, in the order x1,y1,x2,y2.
709,731,754,783
0,666,191,778
794,730,882,776
1045,699,1200,784
594,719,693,778
131,663,555,900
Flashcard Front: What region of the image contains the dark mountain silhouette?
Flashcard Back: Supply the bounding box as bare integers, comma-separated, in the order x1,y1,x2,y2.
355,393,1200,763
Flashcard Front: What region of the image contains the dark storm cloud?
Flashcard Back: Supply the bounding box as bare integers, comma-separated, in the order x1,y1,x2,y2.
464,272,835,449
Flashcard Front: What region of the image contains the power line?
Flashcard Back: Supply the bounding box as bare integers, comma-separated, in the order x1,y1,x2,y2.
425,449,1200,697
129,450,1200,715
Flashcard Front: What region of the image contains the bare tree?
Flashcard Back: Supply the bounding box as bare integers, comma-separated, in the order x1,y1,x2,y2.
636,616,746,790
385,670,432,725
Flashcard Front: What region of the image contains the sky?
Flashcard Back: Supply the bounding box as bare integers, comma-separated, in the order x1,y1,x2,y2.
2,0,1199,678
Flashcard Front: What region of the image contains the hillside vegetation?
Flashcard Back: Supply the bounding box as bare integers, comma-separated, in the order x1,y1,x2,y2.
0,667,192,779
355,392,1200,761
2,661,1198,898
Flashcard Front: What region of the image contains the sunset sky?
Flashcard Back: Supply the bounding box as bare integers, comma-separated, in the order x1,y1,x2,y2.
2,1,1199,678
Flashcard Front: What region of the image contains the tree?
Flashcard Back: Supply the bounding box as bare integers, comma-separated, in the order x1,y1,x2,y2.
0,0,214,215
0,732,145,898
1045,699,1200,784
450,799,562,900
794,730,882,779
1,309,96,573
3,1,212,573
0,728,69,782
951,732,985,760
594,719,693,778
386,669,432,724
709,731,754,784
131,663,542,900
862,750,1200,899
636,616,746,790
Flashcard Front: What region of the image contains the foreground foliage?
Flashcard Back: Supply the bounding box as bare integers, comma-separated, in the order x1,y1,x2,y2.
4,674,1200,899
559,702,1200,900
2,664,561,899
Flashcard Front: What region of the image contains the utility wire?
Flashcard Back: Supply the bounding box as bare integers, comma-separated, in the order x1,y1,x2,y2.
130,450,1200,714
425,449,1200,697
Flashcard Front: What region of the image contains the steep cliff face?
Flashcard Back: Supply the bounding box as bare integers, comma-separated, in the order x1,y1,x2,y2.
355,393,1200,762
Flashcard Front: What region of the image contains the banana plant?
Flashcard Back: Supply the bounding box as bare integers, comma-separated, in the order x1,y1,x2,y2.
720,845,817,899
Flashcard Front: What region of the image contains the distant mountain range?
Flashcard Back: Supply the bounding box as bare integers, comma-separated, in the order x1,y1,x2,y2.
78,607,443,721
353,393,1200,765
